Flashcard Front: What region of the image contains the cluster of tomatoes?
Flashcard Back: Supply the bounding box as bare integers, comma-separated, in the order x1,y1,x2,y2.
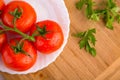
0,0,64,71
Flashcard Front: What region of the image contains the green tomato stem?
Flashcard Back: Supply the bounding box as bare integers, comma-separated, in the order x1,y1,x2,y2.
0,21,35,42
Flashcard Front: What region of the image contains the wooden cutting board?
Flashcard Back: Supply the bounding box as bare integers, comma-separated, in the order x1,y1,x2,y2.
1,0,120,80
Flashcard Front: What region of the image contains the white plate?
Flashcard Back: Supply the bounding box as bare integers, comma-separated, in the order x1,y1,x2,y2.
0,0,70,74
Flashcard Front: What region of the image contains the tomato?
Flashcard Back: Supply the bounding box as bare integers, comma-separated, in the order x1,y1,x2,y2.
0,0,5,11
30,20,64,54
1,39,37,71
1,1,36,32
0,28,7,51
0,0,5,16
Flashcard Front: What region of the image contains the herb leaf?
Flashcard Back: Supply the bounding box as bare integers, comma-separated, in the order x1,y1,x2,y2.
116,15,120,23
76,0,86,10
74,28,96,56
79,39,86,49
76,0,120,30
90,48,96,56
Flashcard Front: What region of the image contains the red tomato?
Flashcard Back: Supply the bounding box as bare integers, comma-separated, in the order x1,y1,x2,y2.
1,1,36,32
0,28,7,51
0,0,5,11
1,39,37,71
30,20,64,54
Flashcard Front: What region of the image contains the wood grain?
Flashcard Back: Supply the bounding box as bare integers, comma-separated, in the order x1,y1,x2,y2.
1,0,120,80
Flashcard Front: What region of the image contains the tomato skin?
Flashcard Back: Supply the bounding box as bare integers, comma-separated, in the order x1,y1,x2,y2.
1,1,36,32
0,0,5,11
0,28,7,51
0,0,5,17
30,20,64,54
1,39,37,71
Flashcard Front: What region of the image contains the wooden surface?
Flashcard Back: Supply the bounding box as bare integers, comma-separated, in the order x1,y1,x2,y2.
1,0,120,80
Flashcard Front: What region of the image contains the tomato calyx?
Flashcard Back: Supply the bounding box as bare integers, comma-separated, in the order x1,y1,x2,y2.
32,25,50,38
9,7,23,25
11,41,24,53
11,39,31,57
37,25,48,36
9,7,22,19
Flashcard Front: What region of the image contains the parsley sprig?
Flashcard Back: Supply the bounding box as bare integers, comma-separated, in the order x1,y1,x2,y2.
76,0,99,21
74,28,96,56
76,0,120,30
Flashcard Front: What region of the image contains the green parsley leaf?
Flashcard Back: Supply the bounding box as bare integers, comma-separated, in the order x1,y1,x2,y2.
76,0,120,30
90,48,96,56
74,28,97,56
88,33,96,45
86,41,90,52
107,0,116,8
104,11,114,30
76,0,95,19
76,0,86,10
79,39,86,49
85,0,94,19
90,13,100,21
116,15,120,23
73,32,86,38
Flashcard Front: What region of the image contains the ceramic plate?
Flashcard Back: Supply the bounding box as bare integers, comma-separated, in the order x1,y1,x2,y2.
0,0,70,74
